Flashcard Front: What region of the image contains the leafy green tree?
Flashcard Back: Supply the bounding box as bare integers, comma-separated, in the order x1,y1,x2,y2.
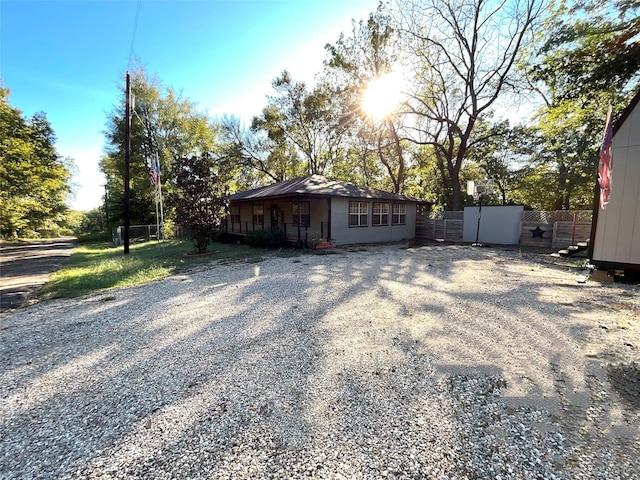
530,0,640,103
463,120,537,206
169,154,229,253
519,0,639,209
391,0,543,210
101,68,219,227
249,71,348,178
0,88,72,237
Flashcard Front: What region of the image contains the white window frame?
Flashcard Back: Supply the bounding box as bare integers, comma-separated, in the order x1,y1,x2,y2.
292,201,310,227
252,204,264,225
372,202,389,226
349,201,368,227
392,203,406,225
230,205,240,224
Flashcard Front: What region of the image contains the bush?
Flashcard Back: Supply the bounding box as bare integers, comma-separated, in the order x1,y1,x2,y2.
76,231,112,243
211,229,235,244
245,227,288,249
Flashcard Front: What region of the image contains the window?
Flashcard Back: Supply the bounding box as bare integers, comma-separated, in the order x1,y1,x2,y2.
252,205,264,225
372,202,389,226
349,201,368,227
292,201,310,227
230,205,240,224
392,203,406,225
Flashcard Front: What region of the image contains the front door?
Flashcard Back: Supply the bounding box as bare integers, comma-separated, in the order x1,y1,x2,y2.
270,204,279,228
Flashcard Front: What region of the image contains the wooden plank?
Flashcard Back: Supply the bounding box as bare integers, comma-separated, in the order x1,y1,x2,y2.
520,221,553,247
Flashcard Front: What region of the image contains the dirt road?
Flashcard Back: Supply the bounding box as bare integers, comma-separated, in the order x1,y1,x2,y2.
0,237,76,311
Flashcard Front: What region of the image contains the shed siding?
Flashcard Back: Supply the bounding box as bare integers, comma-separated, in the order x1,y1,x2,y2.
329,198,416,246
592,102,640,266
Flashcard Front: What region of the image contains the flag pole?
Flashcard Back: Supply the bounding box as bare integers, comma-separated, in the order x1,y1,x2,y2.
154,174,160,243
156,152,164,241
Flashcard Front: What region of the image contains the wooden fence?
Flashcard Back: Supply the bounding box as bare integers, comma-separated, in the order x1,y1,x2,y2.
416,210,592,248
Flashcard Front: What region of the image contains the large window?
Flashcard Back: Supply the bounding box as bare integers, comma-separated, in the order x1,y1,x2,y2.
349,201,368,227
252,205,264,225
292,201,310,226
372,202,389,226
392,203,406,225
230,205,240,224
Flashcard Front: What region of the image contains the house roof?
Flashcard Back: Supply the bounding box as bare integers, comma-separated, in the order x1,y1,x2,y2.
227,175,426,203
613,88,640,136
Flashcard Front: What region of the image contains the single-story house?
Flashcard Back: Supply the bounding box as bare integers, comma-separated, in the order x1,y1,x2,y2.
225,174,429,246
589,90,640,274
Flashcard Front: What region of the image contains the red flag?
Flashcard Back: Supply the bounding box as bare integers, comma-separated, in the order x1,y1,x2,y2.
598,106,613,210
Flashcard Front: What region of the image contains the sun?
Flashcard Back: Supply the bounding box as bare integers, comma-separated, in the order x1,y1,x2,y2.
361,72,404,120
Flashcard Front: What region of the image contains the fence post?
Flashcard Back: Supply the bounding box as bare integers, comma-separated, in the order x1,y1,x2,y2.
571,213,577,245
552,221,558,249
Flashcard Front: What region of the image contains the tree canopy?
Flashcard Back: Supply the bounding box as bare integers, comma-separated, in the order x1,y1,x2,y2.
97,0,640,234
0,88,73,237
169,153,230,253
100,68,220,228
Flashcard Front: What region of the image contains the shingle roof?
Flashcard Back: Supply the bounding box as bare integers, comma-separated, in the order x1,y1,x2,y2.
227,175,425,203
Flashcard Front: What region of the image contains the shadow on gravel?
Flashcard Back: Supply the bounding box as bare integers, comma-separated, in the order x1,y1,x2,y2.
606,362,640,410
1,245,638,478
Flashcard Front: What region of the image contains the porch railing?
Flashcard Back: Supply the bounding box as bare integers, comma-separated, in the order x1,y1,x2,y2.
228,221,329,243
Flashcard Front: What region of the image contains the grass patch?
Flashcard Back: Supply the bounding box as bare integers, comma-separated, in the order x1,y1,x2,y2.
38,239,265,300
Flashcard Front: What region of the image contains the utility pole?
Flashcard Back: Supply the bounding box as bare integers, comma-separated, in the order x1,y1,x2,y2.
124,72,131,254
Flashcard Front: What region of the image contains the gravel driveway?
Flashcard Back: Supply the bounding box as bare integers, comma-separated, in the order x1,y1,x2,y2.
1,244,638,479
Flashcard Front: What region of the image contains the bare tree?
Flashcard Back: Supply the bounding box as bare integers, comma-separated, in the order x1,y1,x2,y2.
393,0,543,209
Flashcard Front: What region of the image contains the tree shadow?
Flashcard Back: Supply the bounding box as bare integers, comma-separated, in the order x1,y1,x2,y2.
1,245,638,478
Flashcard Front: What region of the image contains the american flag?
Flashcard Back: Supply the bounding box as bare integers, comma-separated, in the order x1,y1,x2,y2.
149,163,160,187
598,106,613,210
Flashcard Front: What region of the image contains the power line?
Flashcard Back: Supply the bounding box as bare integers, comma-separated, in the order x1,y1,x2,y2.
128,0,142,69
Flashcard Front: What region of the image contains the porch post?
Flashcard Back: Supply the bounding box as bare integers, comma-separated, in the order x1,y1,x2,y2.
327,197,332,241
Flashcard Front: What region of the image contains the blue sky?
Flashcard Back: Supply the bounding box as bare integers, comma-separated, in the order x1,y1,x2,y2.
1,0,380,210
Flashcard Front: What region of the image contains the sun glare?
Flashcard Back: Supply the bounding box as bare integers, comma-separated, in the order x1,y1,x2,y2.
361,72,404,120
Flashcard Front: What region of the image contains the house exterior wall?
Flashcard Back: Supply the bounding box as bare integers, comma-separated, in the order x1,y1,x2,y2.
592,102,640,267
329,197,417,246
227,197,418,245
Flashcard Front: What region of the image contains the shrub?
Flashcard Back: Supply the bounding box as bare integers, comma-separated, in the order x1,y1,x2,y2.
245,227,288,249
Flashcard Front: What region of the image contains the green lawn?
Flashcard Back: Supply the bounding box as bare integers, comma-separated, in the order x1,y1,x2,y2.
38,239,291,300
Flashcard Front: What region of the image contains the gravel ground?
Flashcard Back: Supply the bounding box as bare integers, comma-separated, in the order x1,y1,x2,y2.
1,244,638,479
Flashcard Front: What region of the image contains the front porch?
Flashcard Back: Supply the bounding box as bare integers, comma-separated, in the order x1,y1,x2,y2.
228,220,330,244
226,196,332,246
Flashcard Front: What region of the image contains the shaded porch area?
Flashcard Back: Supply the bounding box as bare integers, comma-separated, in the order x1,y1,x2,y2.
226,196,332,246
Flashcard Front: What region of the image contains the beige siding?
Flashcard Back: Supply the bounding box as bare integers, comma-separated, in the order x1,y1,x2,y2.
330,198,416,246
593,103,640,265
